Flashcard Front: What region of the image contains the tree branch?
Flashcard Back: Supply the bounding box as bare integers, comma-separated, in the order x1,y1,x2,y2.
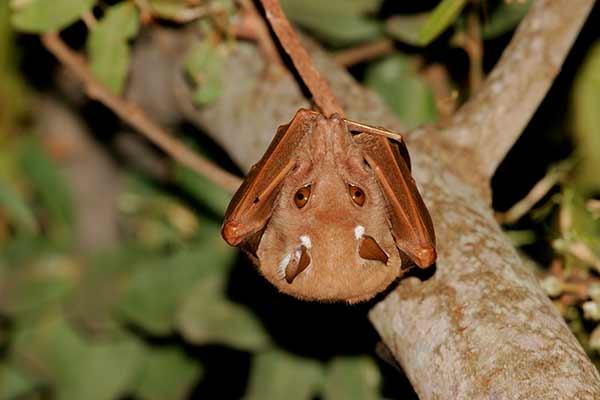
235,0,284,68
332,39,395,68
368,147,600,398
437,0,594,179
41,32,242,193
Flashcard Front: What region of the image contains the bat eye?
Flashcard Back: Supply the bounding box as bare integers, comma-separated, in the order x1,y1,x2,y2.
349,184,366,206
294,185,311,208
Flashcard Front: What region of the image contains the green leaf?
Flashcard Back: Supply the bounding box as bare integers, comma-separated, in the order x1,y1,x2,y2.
120,175,204,249
88,2,140,94
0,2,30,134
193,74,222,104
0,364,36,399
120,193,201,250
555,187,600,270
505,229,537,247
0,236,53,267
118,249,221,335
0,178,37,235
323,356,381,400
148,0,189,20
118,221,236,335
365,54,437,130
418,0,467,46
11,0,95,33
21,140,75,247
281,0,383,46
560,188,598,239
185,41,224,105
98,2,139,39
281,0,383,19
482,0,532,39
300,15,382,47
148,0,235,22
572,40,600,193
65,245,148,338
385,13,430,46
245,349,323,400
174,164,232,216
11,312,144,400
0,254,79,316
134,346,202,400
177,274,270,351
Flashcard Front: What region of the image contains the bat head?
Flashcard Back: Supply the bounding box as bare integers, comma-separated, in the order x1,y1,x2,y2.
256,114,402,302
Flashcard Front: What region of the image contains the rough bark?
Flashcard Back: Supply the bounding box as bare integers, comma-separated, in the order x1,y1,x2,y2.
437,0,596,179
122,0,600,397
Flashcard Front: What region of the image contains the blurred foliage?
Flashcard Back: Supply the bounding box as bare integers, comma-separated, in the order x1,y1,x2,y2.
245,349,323,400
573,41,600,193
0,0,599,398
365,54,437,130
11,0,95,33
417,0,467,46
280,0,384,47
481,0,531,39
88,2,140,94
185,40,227,106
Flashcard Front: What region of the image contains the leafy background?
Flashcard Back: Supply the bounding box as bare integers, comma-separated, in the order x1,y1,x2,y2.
0,0,599,399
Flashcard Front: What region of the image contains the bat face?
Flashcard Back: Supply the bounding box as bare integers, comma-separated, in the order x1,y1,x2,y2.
257,114,402,302
222,109,436,303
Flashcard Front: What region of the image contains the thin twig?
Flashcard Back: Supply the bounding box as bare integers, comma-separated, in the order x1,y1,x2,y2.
234,0,283,68
587,199,600,219
496,162,570,224
465,10,483,93
333,39,395,68
9,0,32,10
421,63,458,122
81,10,98,30
165,5,218,24
558,240,600,273
134,0,225,24
451,12,483,94
132,0,154,24
258,0,344,117
41,32,242,193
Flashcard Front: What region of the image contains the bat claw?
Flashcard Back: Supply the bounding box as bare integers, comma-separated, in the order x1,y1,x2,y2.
413,247,437,268
221,221,244,246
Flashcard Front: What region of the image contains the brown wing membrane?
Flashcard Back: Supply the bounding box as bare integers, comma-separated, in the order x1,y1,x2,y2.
222,109,318,246
353,132,436,268
345,120,412,171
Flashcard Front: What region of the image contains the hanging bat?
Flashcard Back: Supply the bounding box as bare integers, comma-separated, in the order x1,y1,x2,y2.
221,109,436,303
221,0,435,302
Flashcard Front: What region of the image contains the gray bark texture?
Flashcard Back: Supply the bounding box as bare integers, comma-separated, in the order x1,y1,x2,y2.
124,0,600,397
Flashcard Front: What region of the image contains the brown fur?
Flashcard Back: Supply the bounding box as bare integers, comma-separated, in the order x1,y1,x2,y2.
256,114,402,302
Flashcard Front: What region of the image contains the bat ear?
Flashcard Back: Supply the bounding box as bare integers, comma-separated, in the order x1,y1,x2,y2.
354,133,436,268
221,109,318,246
